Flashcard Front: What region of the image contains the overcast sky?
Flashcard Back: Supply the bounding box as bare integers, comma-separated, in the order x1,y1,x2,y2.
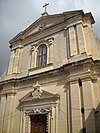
0,0,100,76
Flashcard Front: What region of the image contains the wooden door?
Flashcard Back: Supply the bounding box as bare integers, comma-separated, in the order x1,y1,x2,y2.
30,114,47,133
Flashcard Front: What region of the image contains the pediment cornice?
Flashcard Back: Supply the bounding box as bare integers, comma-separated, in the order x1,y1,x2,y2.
19,82,60,103
9,10,92,44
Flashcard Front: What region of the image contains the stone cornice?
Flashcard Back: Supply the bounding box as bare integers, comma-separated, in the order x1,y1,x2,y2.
66,71,97,84
0,58,100,86
0,89,17,95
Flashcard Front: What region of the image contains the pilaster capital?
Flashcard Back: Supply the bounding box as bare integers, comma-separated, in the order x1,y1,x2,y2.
47,37,54,45
0,89,17,96
31,45,37,52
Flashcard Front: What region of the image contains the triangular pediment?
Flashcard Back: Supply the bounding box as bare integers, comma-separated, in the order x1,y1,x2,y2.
20,82,59,102
22,10,84,36
10,10,87,43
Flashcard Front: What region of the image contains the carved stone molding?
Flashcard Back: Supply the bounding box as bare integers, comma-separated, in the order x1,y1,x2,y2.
31,45,37,52
25,115,30,133
32,82,43,98
25,107,52,115
47,37,54,45
39,23,46,30
24,107,52,133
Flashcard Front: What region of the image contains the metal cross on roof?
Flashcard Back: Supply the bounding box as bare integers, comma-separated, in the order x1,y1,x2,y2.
43,3,49,12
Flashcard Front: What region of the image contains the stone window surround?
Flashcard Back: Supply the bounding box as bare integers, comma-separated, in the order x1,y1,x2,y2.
30,37,54,69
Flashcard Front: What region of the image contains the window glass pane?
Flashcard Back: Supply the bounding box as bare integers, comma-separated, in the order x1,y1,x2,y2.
38,46,42,56
38,56,42,67
42,55,47,65
43,45,47,54
37,44,47,67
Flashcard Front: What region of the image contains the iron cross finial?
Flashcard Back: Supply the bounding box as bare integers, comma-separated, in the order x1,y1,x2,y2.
43,3,49,12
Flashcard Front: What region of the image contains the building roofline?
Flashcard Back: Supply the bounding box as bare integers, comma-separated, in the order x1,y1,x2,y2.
9,10,94,45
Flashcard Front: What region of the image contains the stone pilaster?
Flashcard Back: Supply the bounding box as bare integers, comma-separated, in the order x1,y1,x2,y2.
76,23,86,54
7,50,15,75
65,28,70,59
22,110,26,133
70,81,82,133
13,48,21,74
19,109,23,133
66,83,72,133
51,106,55,133
82,80,96,133
48,112,51,133
30,46,37,68
47,37,54,64
24,115,30,133
0,95,7,133
84,25,92,56
2,93,16,133
68,26,77,57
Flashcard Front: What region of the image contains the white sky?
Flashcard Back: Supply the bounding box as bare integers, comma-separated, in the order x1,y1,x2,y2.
0,0,100,76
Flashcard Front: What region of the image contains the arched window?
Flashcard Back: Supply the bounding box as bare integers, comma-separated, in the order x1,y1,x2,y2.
37,44,47,67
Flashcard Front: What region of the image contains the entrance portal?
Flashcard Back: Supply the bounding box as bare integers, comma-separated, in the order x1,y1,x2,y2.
30,114,47,133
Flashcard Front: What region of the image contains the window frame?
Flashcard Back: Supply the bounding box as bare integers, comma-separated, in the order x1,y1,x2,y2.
37,44,47,67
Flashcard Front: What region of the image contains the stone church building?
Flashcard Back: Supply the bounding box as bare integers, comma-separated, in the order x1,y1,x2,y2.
0,10,100,133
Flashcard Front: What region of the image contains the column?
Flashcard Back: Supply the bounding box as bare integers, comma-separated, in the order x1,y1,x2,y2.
76,23,86,54
68,26,77,57
82,80,96,133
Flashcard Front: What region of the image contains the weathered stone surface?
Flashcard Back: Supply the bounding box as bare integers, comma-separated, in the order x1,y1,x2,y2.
0,10,100,133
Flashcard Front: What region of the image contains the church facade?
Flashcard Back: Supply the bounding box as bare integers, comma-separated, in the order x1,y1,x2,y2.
0,10,100,133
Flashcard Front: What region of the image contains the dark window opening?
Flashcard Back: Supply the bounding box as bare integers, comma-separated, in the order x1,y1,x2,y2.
37,44,47,67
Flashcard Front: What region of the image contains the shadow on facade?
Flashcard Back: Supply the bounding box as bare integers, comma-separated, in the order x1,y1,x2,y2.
79,103,100,133
95,103,100,133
